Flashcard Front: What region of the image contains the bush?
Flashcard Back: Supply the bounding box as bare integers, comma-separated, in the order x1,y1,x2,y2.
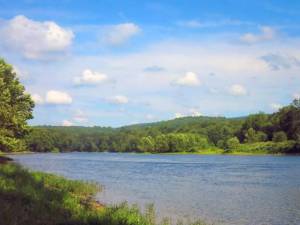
235,141,298,154
225,137,240,152
272,131,287,142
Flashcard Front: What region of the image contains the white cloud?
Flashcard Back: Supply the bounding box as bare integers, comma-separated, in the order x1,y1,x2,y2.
241,26,275,44
175,72,201,86
0,15,74,59
74,69,108,85
46,90,72,105
31,94,44,105
270,103,282,111
229,84,248,96
62,120,73,126
108,95,129,104
103,23,140,45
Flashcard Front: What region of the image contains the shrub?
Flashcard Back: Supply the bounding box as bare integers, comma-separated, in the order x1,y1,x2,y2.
272,131,287,142
225,137,240,152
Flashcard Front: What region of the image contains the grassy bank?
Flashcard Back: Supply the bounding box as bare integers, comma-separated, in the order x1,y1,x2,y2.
0,159,207,225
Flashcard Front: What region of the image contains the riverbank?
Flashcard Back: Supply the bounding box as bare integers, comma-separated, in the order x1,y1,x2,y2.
0,156,207,225
3,140,298,156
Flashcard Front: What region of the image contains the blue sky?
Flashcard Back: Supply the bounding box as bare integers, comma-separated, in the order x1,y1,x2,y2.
0,0,300,127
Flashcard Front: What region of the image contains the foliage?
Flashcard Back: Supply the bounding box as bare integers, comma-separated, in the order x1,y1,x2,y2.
225,137,240,152
0,59,34,152
272,131,287,142
234,141,299,154
20,99,300,154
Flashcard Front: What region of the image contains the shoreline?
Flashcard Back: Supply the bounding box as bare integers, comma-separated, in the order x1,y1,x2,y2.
3,150,299,157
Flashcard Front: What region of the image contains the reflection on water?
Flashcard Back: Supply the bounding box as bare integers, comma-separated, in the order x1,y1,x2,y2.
11,152,300,225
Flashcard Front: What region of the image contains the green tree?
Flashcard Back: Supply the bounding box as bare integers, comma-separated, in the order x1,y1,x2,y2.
138,136,155,152
0,59,34,152
244,128,267,143
154,135,169,153
272,131,287,142
274,102,300,140
225,137,240,151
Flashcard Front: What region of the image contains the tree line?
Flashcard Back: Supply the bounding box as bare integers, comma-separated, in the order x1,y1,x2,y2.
24,100,300,154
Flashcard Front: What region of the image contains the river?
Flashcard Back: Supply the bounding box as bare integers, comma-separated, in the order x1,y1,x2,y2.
10,152,300,225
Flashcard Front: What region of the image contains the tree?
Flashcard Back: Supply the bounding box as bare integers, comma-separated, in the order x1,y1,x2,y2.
244,128,257,143
275,102,300,140
272,131,287,142
244,128,267,143
154,135,169,153
138,136,155,152
239,113,272,141
0,59,34,152
225,137,240,151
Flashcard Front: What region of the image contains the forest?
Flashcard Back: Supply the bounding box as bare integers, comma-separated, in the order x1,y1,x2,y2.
24,99,300,154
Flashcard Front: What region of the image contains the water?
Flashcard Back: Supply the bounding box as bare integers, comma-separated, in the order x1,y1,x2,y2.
10,152,300,225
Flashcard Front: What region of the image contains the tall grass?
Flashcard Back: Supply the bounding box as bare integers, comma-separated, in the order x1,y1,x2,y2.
0,162,208,225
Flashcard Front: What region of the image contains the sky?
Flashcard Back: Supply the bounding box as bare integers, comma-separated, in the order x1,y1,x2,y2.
0,0,300,127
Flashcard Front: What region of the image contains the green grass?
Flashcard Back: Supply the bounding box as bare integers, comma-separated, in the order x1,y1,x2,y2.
0,162,208,225
231,141,298,155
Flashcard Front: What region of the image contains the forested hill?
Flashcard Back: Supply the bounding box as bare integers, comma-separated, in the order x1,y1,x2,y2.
121,116,244,132
24,103,300,154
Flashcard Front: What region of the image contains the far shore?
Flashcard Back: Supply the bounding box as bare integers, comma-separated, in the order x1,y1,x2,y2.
3,150,299,157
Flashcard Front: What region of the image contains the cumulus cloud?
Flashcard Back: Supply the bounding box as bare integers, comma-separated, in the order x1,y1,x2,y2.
103,23,140,45
260,53,300,70
46,90,72,105
108,95,129,104
74,69,108,85
175,72,201,86
31,94,44,105
62,120,73,126
270,103,282,111
240,26,275,44
0,15,74,59
229,84,247,96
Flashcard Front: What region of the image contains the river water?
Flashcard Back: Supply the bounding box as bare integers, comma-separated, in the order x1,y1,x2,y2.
10,152,300,225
